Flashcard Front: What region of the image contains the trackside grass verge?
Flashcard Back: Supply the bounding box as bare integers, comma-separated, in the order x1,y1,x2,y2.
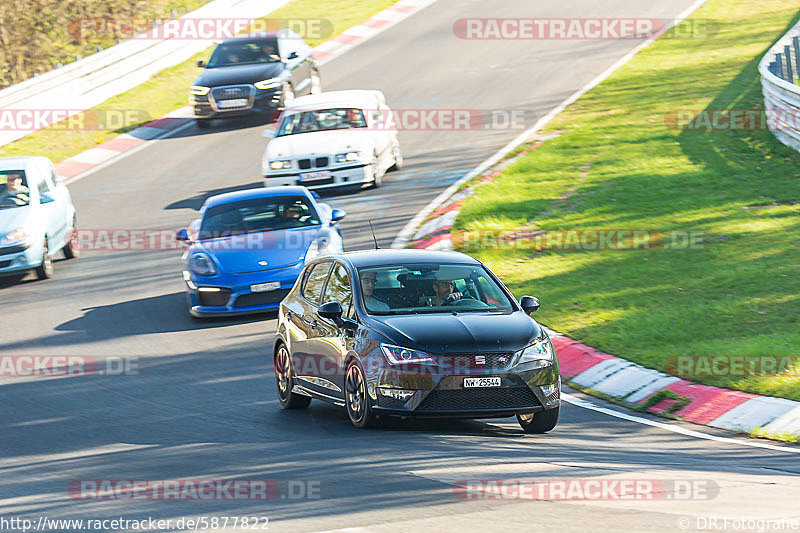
0,0,398,163
454,0,800,401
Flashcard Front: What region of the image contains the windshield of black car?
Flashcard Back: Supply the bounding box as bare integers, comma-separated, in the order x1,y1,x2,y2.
198,196,320,240
0,170,30,209
356,264,515,315
276,108,367,136
206,39,281,67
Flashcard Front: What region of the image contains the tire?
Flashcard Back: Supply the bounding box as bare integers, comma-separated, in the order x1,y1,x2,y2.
369,153,382,189
35,238,54,280
275,343,311,409
310,68,322,94
195,119,211,129
388,142,403,172
345,360,377,428
63,215,79,259
280,83,295,109
517,406,559,434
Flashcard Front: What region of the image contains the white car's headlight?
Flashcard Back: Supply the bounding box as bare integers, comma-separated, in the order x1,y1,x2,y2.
254,78,281,90
517,333,555,367
269,160,291,170
190,253,217,276
1,226,27,245
335,151,361,163
190,86,211,96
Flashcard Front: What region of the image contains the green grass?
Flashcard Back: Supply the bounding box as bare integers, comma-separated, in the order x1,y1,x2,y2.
0,0,398,163
454,0,800,400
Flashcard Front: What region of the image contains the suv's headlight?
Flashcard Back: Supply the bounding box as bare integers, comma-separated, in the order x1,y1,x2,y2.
190,253,217,276
190,86,211,96
254,78,281,90
517,333,554,367
335,151,361,163
269,160,291,170
381,344,436,365
1,226,27,245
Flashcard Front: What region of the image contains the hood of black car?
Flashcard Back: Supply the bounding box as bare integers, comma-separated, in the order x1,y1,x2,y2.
371,312,540,354
194,63,284,87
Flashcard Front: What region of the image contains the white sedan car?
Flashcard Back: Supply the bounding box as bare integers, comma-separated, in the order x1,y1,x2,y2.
0,157,78,280
262,90,402,190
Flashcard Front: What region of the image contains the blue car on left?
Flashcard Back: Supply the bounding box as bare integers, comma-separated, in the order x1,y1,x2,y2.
176,186,345,317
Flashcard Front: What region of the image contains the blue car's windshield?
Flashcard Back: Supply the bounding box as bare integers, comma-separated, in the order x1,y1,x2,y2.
206,39,281,67
0,170,30,209
357,263,515,315
199,196,320,240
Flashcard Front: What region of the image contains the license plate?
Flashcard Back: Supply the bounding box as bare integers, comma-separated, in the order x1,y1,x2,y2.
251,282,280,293
463,377,501,388
217,98,248,108
299,171,331,181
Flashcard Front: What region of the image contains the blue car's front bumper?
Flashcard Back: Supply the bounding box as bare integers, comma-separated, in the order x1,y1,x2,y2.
184,263,303,317
0,242,41,276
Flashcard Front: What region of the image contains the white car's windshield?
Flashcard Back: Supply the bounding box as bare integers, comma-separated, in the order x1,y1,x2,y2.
357,263,515,315
199,196,320,240
0,170,30,209
276,108,367,136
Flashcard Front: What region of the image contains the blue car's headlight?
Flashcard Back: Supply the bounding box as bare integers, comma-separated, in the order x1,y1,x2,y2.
517,332,554,368
190,253,217,276
381,344,436,365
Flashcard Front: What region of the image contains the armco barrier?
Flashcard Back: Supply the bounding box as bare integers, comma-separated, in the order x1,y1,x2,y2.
759,19,800,152
0,0,290,148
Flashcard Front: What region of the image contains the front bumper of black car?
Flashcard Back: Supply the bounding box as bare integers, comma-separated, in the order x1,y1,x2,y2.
367,363,561,419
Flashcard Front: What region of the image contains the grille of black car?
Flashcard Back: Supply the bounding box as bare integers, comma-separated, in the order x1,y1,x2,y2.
233,289,291,308
377,396,408,408
438,353,515,370
546,386,560,404
211,85,250,100
416,386,540,411
198,289,231,307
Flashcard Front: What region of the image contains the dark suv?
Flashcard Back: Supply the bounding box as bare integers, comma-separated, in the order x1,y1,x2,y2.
190,31,321,127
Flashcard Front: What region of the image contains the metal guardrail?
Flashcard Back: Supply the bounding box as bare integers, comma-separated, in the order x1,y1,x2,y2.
759,19,800,152
0,0,289,148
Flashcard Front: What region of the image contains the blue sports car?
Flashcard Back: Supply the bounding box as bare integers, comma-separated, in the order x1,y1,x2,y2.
176,186,345,317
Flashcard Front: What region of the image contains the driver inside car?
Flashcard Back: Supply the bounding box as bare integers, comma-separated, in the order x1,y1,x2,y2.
0,174,30,206
432,279,463,306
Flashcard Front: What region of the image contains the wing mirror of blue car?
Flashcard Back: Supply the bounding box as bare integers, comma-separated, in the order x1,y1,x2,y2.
39,194,55,204
175,228,191,244
319,301,357,331
331,208,346,222
288,51,299,60
520,295,540,315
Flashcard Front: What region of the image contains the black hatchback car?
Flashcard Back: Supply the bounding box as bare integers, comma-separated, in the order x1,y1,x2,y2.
273,249,561,432
190,31,321,127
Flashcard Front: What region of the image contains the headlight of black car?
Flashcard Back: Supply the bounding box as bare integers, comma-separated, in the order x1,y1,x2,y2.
516,332,555,368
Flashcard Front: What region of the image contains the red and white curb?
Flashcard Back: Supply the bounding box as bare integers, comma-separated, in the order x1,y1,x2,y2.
53,0,437,183
399,148,800,441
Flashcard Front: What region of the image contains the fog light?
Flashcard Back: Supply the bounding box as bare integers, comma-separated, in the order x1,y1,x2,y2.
198,287,222,292
378,387,416,400
541,383,558,396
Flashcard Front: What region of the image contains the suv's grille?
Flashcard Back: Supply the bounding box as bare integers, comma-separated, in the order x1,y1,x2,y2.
234,289,291,308
416,387,540,411
212,85,250,100
198,289,231,307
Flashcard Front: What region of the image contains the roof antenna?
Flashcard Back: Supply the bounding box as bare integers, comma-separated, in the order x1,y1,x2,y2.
368,220,380,249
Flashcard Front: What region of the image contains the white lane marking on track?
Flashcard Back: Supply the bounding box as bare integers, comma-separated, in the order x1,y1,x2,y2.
391,0,710,249
562,393,800,454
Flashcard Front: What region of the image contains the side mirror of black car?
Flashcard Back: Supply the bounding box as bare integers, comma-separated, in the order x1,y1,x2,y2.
197,60,205,68
319,301,357,331
520,295,540,315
